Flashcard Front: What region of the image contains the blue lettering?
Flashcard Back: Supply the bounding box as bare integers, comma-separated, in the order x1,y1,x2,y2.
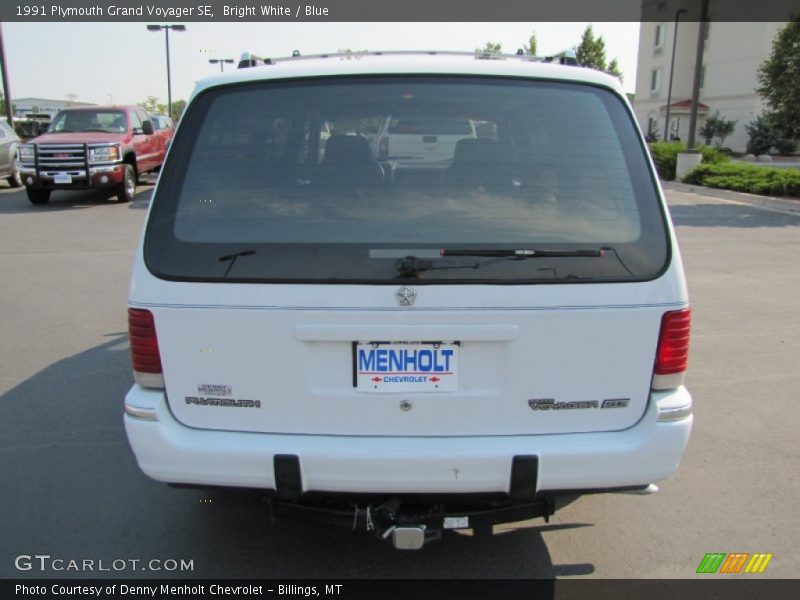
441,349,454,371
418,350,433,371
404,351,417,371
376,349,388,371
389,350,403,372
358,350,375,371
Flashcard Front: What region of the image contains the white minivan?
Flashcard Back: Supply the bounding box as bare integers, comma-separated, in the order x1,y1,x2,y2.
125,51,692,549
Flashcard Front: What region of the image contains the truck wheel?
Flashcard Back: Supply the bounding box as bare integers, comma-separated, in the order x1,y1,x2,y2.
7,155,23,188
26,188,50,205
116,164,136,203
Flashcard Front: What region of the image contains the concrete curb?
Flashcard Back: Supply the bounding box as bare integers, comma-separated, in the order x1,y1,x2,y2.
663,180,800,215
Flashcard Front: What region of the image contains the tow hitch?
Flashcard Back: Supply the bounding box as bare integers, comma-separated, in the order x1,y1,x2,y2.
270,495,556,550
383,526,438,550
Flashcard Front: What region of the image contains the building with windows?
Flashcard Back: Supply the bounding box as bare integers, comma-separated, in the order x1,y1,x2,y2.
633,1,789,152
12,97,95,119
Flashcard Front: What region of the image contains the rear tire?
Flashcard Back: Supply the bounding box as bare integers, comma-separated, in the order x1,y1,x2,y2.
26,188,50,205
7,155,22,188
116,164,136,203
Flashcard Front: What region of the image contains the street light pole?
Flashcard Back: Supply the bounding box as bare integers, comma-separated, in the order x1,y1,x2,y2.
165,27,171,118
208,58,235,72
686,0,710,151
664,8,688,141
147,24,186,120
0,23,14,125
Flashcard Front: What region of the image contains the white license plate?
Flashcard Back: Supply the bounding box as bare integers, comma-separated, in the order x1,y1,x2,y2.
53,173,72,184
355,341,458,393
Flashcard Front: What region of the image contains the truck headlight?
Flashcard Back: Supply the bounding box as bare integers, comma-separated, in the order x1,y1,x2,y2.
19,145,35,163
89,145,121,163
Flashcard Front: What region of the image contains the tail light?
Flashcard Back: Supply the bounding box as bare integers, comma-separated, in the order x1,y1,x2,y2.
652,308,691,390
378,136,389,160
128,308,164,389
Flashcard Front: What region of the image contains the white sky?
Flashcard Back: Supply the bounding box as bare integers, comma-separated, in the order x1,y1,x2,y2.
2,22,640,106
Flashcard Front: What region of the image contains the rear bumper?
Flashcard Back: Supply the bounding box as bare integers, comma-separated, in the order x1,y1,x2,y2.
124,385,692,495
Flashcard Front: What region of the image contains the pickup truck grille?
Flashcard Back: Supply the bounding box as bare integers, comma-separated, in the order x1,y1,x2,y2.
36,144,88,170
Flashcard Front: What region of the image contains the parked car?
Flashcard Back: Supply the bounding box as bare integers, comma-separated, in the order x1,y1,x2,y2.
372,114,477,181
0,120,22,188
125,51,692,550
18,106,168,205
12,113,51,142
150,114,175,150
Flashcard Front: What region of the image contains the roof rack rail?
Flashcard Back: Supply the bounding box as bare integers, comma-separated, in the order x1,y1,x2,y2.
237,52,273,69
236,49,581,69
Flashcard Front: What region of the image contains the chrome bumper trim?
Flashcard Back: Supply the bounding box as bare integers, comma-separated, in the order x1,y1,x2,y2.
124,404,158,421
657,405,692,422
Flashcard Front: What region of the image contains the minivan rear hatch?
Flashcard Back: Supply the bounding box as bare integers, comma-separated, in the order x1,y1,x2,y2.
142,74,672,437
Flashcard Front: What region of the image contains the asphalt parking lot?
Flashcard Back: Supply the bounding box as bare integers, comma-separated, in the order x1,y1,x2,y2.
0,182,798,579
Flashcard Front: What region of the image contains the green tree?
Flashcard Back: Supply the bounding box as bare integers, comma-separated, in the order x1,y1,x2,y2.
608,57,623,82
138,96,160,113
756,14,800,140
574,25,606,70
170,100,187,121
699,111,737,148
476,41,502,55
574,25,624,80
524,32,537,56
745,114,777,155
745,112,797,155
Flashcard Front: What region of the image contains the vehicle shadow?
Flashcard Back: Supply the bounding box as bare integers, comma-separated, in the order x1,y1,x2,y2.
129,187,153,210
0,335,595,581
0,183,154,214
669,202,800,229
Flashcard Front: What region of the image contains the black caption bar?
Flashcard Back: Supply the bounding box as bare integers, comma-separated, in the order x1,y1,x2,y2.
2,0,799,22
3,580,800,600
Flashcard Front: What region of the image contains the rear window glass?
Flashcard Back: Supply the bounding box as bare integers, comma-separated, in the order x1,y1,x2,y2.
146,76,668,284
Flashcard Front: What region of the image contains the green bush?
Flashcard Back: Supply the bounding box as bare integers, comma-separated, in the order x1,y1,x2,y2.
683,162,800,197
649,141,730,180
745,115,777,155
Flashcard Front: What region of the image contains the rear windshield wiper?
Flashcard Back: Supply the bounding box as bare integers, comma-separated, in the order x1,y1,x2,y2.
218,250,255,278
396,248,604,278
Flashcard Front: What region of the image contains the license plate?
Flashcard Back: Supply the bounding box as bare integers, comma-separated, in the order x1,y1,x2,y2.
355,341,458,393
53,173,72,184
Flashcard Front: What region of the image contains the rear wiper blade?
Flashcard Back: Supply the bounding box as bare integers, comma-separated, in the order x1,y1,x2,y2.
396,256,479,278
440,248,603,258
218,249,255,278
396,248,602,278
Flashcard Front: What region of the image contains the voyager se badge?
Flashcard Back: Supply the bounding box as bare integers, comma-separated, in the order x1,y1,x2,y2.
185,396,261,408
528,398,630,411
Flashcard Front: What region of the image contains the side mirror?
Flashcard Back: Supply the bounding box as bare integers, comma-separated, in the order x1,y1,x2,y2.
141,120,155,135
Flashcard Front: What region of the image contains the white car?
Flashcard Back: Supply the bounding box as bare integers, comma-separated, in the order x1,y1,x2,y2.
372,114,477,181
125,50,692,550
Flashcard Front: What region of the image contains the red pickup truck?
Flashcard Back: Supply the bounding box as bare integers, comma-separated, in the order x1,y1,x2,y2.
19,105,170,205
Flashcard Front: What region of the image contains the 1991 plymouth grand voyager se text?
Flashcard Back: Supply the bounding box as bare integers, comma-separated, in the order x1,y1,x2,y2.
124,50,693,550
